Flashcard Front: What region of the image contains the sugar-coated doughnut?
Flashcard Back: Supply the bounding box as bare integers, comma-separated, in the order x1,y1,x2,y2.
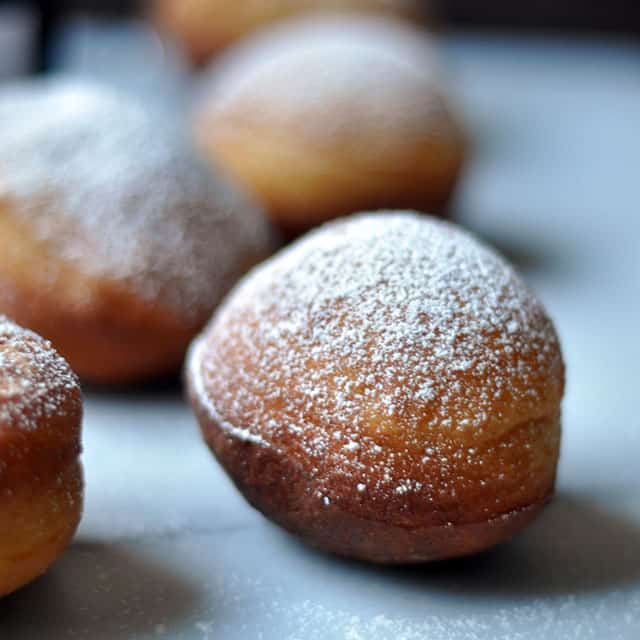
194,16,465,236
0,316,83,597
152,0,426,64
0,79,278,384
187,212,564,563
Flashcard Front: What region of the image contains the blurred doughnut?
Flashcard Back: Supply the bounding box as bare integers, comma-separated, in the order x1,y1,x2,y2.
0,316,83,597
152,0,427,64
188,212,564,563
0,79,278,384
194,16,465,235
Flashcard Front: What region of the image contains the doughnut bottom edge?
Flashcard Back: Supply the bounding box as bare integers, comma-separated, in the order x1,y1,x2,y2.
190,380,556,564
215,437,551,564
0,461,83,598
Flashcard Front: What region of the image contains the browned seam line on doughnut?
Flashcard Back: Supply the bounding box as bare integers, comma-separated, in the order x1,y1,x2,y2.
208,401,557,530
390,489,554,533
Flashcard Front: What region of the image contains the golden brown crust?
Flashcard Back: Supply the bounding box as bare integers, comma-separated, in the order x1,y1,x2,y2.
187,212,564,563
0,318,83,597
190,362,558,563
197,122,464,237
0,203,199,383
193,15,465,236
153,0,427,64
0,462,83,597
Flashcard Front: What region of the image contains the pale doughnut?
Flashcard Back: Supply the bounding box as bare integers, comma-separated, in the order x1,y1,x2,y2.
152,0,427,64
194,16,466,235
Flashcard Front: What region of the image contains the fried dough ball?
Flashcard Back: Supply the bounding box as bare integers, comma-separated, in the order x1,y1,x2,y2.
194,16,465,236
0,79,278,384
0,316,83,597
187,212,564,563
152,0,426,64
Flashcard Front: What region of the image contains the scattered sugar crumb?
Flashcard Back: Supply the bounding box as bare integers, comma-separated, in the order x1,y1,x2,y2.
0,316,80,432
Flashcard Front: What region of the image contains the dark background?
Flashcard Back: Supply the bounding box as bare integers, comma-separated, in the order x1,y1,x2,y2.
22,0,640,32
5,0,636,73
441,1,639,34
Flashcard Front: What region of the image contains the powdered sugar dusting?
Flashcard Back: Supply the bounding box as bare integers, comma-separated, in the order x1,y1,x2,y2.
277,595,637,640
187,570,639,639
199,15,461,146
0,79,276,321
0,316,80,431
192,212,563,514
190,336,267,447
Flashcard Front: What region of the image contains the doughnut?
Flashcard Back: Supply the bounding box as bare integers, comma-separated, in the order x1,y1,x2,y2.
0,316,83,597
0,79,278,384
187,212,565,563
193,15,466,236
152,0,426,64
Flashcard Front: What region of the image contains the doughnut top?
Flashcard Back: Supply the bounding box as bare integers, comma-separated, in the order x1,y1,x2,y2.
192,212,564,505
0,316,80,432
0,79,275,321
200,15,461,146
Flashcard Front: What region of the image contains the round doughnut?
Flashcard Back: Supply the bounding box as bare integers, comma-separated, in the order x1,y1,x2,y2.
0,316,83,597
0,79,278,384
187,212,564,563
194,15,466,236
152,0,426,64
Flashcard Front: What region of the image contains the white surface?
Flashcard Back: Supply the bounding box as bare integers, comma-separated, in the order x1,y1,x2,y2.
1,28,639,639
